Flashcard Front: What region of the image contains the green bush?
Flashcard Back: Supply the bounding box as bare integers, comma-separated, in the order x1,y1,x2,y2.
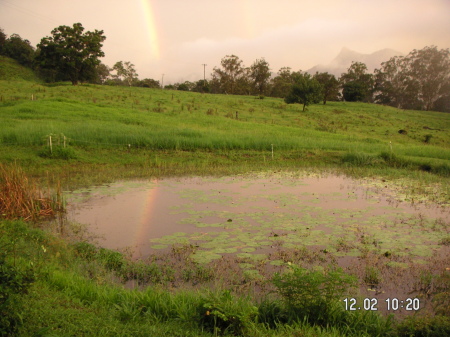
0,259,35,336
271,264,393,335
38,146,77,160
198,290,258,336
97,248,125,272
272,264,357,325
395,315,450,337
72,241,98,260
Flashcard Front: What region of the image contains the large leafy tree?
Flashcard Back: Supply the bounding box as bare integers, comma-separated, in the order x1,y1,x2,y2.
249,58,271,95
136,78,160,88
2,33,35,67
374,46,449,111
93,62,110,84
340,62,374,102
341,63,374,103
402,46,449,111
112,61,138,86
285,73,322,111
0,28,7,54
192,79,210,93
374,56,408,108
270,67,295,98
313,72,339,104
212,55,245,94
36,23,106,85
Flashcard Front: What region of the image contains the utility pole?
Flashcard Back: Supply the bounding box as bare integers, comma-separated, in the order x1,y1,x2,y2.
161,74,164,89
201,64,207,82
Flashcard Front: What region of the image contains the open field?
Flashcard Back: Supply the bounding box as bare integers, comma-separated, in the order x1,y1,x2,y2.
1,57,449,336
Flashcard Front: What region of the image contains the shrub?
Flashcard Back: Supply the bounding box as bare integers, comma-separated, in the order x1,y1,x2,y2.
38,146,77,160
272,264,357,325
97,248,125,272
198,290,258,336
0,259,35,336
395,315,450,337
72,241,98,260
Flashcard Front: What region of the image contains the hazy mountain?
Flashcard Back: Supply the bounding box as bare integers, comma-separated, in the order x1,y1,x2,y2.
307,47,403,77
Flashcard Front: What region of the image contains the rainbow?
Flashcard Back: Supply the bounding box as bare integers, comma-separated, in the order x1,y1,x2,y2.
139,0,160,59
133,179,159,256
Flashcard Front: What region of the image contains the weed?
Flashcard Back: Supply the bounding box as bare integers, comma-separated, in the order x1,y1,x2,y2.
0,164,64,221
198,290,258,335
38,146,77,160
272,264,357,325
395,315,450,337
364,266,382,287
0,257,35,336
342,152,378,167
438,236,450,246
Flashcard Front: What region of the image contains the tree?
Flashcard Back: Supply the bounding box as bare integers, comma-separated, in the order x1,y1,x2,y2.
112,61,138,86
285,73,322,111
313,72,339,104
192,79,210,93
94,62,110,84
2,34,35,67
374,46,450,111
212,55,245,94
270,67,295,98
403,46,449,111
0,28,6,54
137,78,160,88
176,81,194,91
342,81,367,102
249,58,271,95
235,67,252,95
36,23,106,85
340,62,374,102
374,56,406,107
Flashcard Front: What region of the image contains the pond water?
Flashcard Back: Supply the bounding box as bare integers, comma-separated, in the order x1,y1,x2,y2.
67,172,449,263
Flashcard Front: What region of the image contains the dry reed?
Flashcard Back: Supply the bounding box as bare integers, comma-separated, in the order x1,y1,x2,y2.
0,163,64,221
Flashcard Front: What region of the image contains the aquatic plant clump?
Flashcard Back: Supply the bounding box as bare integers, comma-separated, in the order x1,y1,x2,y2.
0,164,64,221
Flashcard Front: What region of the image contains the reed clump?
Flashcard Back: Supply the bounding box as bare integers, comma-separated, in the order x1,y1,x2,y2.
0,163,64,221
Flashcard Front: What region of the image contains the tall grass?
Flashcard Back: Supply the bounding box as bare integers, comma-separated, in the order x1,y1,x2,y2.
0,80,448,161
0,163,64,221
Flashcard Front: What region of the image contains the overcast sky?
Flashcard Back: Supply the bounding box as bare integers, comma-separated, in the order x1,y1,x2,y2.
1,0,449,84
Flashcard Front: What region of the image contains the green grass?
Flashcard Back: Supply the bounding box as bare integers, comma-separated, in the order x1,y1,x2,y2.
2,219,449,336
1,69,448,202
0,56,40,82
1,58,450,336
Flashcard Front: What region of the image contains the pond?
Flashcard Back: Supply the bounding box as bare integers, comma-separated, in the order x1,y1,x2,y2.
67,172,449,263
67,171,450,314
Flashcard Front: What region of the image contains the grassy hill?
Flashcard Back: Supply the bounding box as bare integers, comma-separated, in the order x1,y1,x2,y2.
1,57,449,199
1,58,450,336
0,55,40,82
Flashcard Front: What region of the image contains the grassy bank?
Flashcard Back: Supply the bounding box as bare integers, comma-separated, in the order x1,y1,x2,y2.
1,217,449,336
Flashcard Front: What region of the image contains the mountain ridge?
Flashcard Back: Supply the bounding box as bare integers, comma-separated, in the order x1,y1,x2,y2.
307,47,403,77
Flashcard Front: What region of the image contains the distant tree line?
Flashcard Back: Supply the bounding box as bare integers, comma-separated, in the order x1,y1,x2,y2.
0,24,449,112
